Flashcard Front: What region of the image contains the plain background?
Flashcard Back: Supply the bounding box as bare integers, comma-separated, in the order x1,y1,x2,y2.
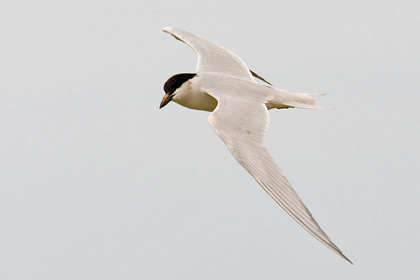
1,0,419,279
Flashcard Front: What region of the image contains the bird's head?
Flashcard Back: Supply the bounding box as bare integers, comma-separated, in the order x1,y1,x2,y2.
160,73,196,108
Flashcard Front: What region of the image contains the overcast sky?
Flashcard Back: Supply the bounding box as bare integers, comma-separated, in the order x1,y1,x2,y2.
1,0,420,279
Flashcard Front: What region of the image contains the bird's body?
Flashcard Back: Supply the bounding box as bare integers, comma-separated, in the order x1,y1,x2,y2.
160,27,352,264
170,72,323,112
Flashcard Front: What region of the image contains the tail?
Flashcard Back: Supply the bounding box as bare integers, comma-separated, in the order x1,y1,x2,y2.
283,93,328,110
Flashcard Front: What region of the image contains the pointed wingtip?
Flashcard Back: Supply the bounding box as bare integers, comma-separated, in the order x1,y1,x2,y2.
162,27,184,42
162,26,171,32
338,251,354,265
330,243,353,264
249,69,272,85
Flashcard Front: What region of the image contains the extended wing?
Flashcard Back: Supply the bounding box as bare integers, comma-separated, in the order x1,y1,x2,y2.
203,79,352,263
163,27,271,85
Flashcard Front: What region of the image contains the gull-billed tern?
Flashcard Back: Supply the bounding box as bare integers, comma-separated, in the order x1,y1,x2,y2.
159,27,352,264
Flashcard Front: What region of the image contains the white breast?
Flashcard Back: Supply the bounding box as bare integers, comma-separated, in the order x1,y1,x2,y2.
171,77,218,112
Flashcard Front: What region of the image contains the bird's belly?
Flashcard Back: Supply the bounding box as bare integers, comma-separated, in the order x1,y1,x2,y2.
173,91,218,112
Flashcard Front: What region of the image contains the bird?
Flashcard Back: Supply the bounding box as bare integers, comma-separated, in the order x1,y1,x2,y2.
159,27,352,264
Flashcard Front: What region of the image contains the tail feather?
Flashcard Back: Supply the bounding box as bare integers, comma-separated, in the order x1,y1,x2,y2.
266,88,329,110
284,93,328,110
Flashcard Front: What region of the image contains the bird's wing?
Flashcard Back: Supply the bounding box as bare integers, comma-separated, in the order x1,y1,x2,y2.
205,82,352,263
163,27,255,81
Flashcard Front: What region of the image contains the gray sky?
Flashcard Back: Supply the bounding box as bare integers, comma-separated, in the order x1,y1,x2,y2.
1,0,419,279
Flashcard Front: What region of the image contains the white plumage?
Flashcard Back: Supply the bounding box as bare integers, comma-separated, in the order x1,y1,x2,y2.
160,27,352,264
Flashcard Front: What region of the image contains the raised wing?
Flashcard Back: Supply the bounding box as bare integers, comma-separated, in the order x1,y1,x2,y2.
206,84,352,264
163,27,255,81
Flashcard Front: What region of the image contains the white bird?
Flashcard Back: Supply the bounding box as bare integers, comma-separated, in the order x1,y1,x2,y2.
160,27,352,264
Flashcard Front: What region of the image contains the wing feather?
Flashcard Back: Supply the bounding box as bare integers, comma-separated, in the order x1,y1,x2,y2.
206,88,352,264
163,27,254,81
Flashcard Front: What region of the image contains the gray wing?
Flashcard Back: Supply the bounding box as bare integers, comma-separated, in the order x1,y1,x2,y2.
205,85,352,264
163,27,267,83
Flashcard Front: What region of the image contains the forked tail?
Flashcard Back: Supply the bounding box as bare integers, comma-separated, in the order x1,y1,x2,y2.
283,93,328,110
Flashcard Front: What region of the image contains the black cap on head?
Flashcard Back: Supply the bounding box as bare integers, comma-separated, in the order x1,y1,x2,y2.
163,73,196,95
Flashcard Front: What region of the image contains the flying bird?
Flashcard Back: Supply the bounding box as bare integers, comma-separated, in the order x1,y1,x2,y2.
159,27,352,264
